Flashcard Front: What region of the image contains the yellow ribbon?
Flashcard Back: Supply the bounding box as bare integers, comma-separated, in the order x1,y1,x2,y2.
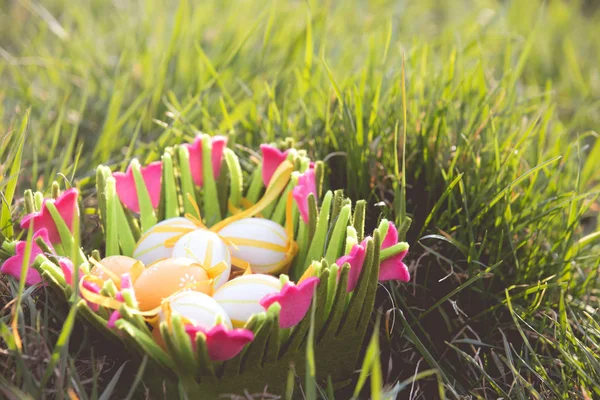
210,160,294,232
88,257,123,287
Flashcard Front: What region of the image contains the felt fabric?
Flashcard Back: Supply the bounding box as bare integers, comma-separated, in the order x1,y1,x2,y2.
185,135,228,187
292,168,317,223
81,280,101,312
113,161,162,213
336,243,366,292
20,189,78,244
58,257,75,285
379,223,410,282
337,222,410,291
107,311,122,329
260,144,289,186
185,323,254,361
260,277,320,328
0,229,53,285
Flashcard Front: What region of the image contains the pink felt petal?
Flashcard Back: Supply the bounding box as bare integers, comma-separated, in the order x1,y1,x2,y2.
185,135,228,187
381,222,399,249
120,273,132,290
292,169,317,223
185,324,254,361
113,169,138,212
58,257,74,285
20,189,78,244
260,277,320,329
336,243,366,292
107,311,121,329
0,228,56,286
211,136,228,179
82,280,101,312
114,162,162,212
1,243,42,285
142,162,163,209
379,251,410,282
260,144,289,186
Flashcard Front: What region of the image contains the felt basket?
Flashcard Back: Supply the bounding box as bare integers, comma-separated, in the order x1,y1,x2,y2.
0,135,409,397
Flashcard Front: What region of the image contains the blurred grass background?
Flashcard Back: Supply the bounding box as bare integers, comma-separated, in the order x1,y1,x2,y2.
1,0,600,398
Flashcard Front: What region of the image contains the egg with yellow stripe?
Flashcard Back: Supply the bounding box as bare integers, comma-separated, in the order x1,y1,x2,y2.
160,291,232,329
213,274,283,327
172,229,231,289
132,217,198,266
217,218,293,274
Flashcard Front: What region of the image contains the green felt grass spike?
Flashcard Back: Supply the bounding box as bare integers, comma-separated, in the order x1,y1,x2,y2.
176,146,197,216
245,164,264,204
104,177,120,256
33,191,44,210
304,191,333,269
201,135,222,225
161,152,179,219
353,200,366,241
24,190,35,214
223,148,243,209
131,159,158,232
324,204,351,264
114,200,136,256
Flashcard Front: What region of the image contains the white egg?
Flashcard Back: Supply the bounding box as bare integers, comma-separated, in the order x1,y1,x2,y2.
213,274,283,328
133,217,198,266
172,229,231,289
160,291,232,329
217,218,292,274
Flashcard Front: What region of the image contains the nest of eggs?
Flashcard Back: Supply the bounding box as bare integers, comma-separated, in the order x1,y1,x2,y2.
1,135,409,396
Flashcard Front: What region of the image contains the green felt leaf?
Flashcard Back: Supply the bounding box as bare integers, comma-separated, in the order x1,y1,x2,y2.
201,135,222,225
23,189,35,214
131,159,158,232
161,152,179,219
223,148,243,208
118,320,177,372
45,201,75,257
95,166,108,230
324,204,351,264
304,191,333,269
176,145,197,216
353,200,366,241
104,177,120,256
245,164,264,204
114,199,136,256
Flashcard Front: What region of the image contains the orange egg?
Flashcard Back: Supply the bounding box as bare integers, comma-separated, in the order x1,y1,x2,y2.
91,255,139,288
133,257,211,311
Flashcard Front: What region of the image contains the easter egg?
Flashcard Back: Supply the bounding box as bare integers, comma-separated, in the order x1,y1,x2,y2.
91,255,139,289
133,217,198,266
172,229,231,289
133,257,211,311
160,291,232,329
213,274,283,327
217,218,291,273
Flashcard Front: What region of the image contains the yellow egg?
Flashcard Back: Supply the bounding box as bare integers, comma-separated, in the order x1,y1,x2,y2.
217,218,292,273
133,217,198,266
160,291,232,329
133,257,211,311
172,229,231,289
213,274,283,328
90,255,139,288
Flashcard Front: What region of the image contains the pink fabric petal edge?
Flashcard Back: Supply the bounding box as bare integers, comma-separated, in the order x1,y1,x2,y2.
260,144,289,186
260,277,320,329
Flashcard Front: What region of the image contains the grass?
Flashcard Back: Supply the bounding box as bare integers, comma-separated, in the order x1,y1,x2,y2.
1,0,600,398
